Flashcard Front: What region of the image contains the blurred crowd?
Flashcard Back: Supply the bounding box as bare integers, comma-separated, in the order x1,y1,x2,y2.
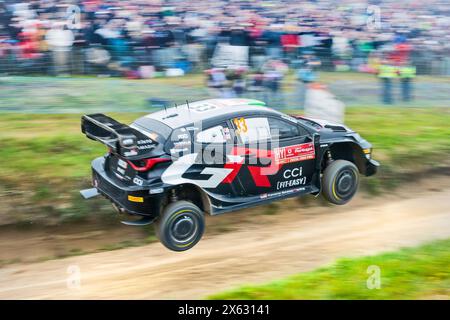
0,0,450,78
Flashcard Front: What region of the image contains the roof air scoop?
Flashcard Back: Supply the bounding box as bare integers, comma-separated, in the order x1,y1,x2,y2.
324,124,347,132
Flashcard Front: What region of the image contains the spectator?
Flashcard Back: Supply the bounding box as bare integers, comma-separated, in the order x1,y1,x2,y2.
45,21,74,75
296,52,321,108
377,58,398,104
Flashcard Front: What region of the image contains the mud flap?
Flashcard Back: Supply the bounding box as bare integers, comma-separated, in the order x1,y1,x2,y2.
312,133,322,197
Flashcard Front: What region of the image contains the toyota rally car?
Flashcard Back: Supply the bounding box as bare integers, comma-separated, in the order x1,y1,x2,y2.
81,98,379,251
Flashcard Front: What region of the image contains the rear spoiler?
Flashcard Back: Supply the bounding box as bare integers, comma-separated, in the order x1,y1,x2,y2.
81,113,157,160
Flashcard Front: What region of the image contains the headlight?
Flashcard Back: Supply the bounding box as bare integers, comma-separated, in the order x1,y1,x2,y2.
363,148,372,159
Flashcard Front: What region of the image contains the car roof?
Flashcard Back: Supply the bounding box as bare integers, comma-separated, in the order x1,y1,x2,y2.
140,98,283,129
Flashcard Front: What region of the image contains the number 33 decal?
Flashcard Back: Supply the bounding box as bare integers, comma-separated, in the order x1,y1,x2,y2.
233,117,248,134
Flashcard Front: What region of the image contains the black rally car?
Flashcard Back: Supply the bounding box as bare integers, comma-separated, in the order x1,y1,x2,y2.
81,99,378,251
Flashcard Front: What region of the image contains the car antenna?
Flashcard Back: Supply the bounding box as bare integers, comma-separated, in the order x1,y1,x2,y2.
163,103,167,113
186,100,192,116
175,102,178,110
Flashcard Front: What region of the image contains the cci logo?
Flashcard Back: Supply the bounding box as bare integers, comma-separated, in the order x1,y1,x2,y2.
283,167,303,179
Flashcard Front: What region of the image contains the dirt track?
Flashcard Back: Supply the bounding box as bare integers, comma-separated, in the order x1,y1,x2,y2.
1,178,450,300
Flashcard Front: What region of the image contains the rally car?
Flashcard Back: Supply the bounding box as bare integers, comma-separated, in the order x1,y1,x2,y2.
81,98,379,251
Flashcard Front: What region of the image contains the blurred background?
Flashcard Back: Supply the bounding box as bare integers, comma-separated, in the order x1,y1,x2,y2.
0,0,449,110
0,0,449,300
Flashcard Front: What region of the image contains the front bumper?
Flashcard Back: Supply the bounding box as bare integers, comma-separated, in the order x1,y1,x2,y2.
365,159,379,176
91,157,163,217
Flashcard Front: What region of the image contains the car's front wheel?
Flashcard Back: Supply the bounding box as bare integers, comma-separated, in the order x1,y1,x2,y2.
156,200,205,251
322,160,359,205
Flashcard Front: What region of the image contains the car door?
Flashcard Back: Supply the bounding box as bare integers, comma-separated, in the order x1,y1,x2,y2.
230,115,316,196
189,122,244,197
229,115,274,196
267,117,316,194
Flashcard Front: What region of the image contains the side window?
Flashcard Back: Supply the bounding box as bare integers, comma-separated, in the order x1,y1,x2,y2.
196,123,231,143
297,124,310,137
268,117,301,140
233,117,271,143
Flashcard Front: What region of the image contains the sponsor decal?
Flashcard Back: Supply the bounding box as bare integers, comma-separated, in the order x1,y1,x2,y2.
233,117,248,134
123,150,138,157
177,133,190,140
170,147,189,155
277,167,307,190
247,166,272,187
137,145,152,150
277,178,306,190
128,195,144,203
222,154,245,184
190,102,218,113
273,142,315,165
137,139,153,145
228,146,279,187
268,191,281,198
117,159,128,169
283,167,303,179
173,141,192,148
133,139,154,150
161,153,242,188
223,127,231,140
133,177,143,186
162,145,311,190
262,187,307,199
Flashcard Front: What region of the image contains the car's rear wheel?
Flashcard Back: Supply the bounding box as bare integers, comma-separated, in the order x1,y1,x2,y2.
156,200,204,251
322,160,359,205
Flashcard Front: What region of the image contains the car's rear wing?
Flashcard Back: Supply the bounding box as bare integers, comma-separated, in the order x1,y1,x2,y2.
81,113,157,160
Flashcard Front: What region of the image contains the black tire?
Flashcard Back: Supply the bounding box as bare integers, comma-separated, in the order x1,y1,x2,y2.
156,200,205,252
322,160,359,205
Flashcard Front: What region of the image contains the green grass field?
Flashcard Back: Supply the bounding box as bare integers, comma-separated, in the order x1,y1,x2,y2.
208,238,450,300
1,72,449,113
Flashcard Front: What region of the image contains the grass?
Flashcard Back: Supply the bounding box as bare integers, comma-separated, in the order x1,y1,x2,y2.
208,238,450,300
1,72,449,113
346,108,450,171
0,113,143,181
0,75,208,113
